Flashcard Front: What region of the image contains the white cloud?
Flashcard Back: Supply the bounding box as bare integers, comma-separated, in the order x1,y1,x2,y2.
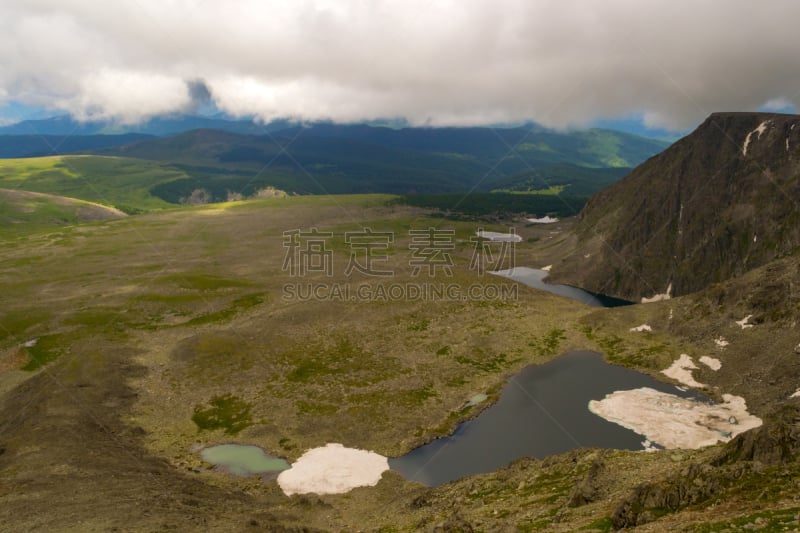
760,97,796,112
2,0,800,127
61,70,192,123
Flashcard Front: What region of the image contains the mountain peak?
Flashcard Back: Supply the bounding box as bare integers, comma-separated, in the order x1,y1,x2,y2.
547,112,800,301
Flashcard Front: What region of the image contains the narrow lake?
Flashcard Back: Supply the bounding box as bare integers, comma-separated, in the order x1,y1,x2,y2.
491,267,632,307
389,351,705,486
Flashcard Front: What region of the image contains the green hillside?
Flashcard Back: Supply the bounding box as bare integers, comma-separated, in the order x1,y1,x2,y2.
0,156,184,213
0,126,667,223
98,126,668,198
0,188,126,231
490,164,632,196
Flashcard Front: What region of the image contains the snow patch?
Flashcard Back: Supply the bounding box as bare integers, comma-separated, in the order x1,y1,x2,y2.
22,339,38,348
736,315,754,329
642,439,658,452
526,216,558,224
641,282,672,303
661,354,706,388
589,388,763,449
475,231,522,243
699,356,722,371
790,389,800,399
786,138,790,152
714,337,729,348
465,393,488,407
753,234,758,243
630,324,652,332
742,120,770,156
276,443,389,496
541,264,552,272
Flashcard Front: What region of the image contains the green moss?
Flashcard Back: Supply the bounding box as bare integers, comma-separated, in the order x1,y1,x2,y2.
296,400,339,416
181,292,267,326
527,328,567,356
580,325,596,340
158,273,254,291
403,385,438,404
21,334,66,371
192,394,253,434
594,333,625,359
516,508,561,531
0,309,52,342
65,307,137,329
578,517,614,531
130,293,204,304
278,438,296,451
348,385,438,410
694,507,800,532
408,318,430,331
446,375,468,387
455,348,516,372
613,343,669,368
284,335,395,385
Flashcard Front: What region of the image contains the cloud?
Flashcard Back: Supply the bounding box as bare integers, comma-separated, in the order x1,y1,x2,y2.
759,97,797,113
60,69,192,123
2,0,800,129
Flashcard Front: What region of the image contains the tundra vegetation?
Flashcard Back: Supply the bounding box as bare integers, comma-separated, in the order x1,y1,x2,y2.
0,193,798,531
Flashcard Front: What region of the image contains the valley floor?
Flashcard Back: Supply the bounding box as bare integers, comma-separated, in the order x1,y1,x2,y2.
1,195,798,531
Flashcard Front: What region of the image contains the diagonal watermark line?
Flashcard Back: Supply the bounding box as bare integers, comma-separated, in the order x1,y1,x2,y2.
402,434,455,485
226,123,370,228
210,2,445,227
0,1,370,484
1,2,377,508
629,35,800,235
482,128,666,299
508,376,583,449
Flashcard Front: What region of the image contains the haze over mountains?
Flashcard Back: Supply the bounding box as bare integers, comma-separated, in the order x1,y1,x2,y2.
0,114,293,137
0,115,668,206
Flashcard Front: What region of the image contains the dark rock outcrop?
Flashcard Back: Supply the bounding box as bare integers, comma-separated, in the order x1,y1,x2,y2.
567,457,604,507
713,404,800,467
611,404,800,529
549,112,800,301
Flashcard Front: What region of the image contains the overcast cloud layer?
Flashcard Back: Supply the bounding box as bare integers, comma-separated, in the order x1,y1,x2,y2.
1,0,799,129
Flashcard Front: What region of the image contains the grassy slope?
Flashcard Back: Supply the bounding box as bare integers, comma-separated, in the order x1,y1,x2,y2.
0,188,126,230
0,155,186,213
1,194,796,531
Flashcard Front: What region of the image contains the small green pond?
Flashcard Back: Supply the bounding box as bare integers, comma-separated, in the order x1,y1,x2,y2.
200,444,290,476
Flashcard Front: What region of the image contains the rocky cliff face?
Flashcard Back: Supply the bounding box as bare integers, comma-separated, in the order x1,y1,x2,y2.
548,112,800,301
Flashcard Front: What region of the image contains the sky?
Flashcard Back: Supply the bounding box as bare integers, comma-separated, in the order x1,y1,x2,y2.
1,0,799,131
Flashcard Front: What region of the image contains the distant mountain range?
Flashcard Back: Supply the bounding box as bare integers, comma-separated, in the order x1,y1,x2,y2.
0,133,154,158
0,114,670,209
95,123,667,198
0,114,290,137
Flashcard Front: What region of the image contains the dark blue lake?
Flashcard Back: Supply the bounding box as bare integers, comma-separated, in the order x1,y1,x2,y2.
389,351,704,486
491,267,632,307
